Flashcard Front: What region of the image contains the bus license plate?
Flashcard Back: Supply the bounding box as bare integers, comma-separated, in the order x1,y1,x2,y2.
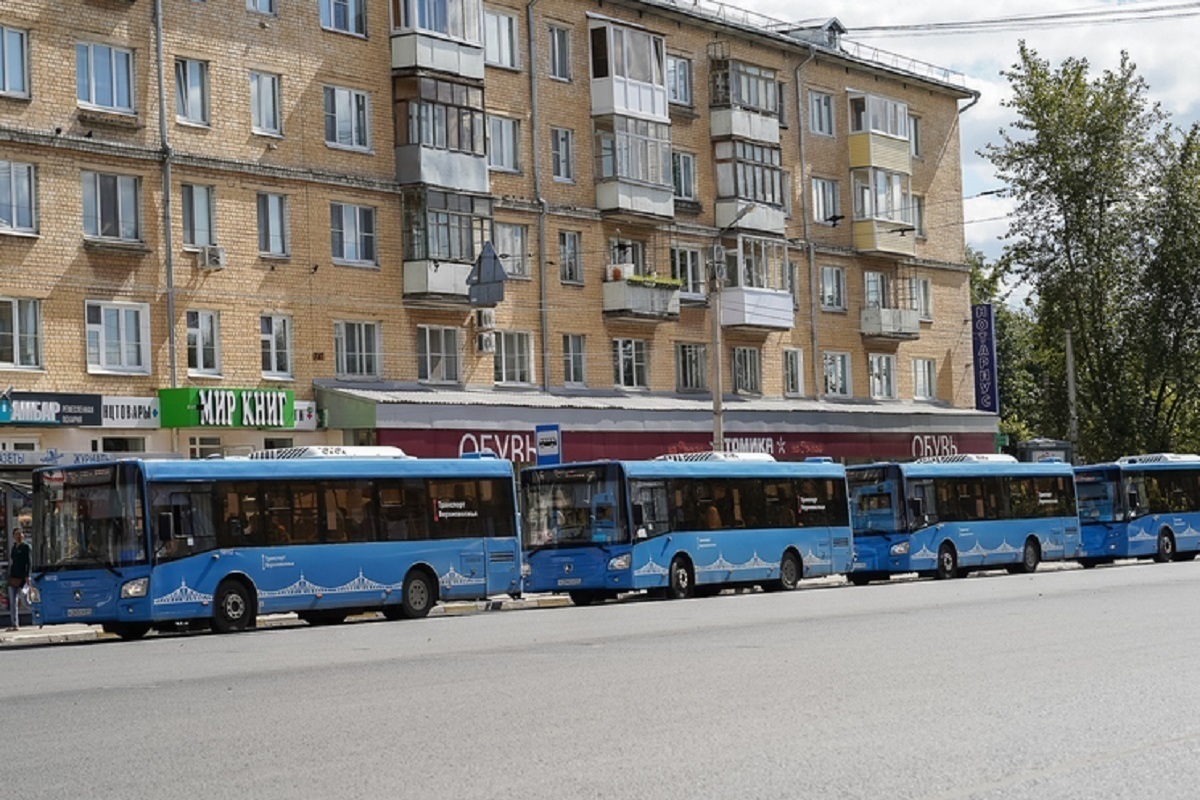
66,608,93,617
557,578,582,587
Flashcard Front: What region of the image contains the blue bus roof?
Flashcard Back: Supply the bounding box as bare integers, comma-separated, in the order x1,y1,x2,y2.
850,461,1075,479
524,459,846,480
1076,460,1200,475
36,457,515,482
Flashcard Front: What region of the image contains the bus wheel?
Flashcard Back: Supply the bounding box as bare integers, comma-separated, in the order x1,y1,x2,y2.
1155,532,1176,563
109,623,150,641
667,557,693,600
935,544,957,580
569,591,599,606
213,580,253,634
1078,558,1098,569
779,552,802,591
848,574,872,587
1017,538,1041,574
401,570,435,619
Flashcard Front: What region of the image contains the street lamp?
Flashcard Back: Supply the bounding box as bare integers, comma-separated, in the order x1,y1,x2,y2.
709,203,758,452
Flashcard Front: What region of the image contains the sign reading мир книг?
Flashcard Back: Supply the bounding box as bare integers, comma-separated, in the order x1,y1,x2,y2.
157,388,294,429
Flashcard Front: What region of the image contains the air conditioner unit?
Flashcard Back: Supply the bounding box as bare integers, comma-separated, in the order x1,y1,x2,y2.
199,245,226,270
607,263,633,282
475,308,496,330
476,331,496,353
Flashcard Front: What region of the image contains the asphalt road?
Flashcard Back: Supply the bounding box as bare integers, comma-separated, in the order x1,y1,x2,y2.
7,561,1200,800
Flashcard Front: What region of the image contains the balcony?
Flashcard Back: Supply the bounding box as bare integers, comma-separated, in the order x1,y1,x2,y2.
395,147,488,194
391,32,484,80
720,286,794,330
853,220,917,256
602,270,681,322
596,180,675,219
403,260,473,306
861,306,920,340
848,132,911,172
709,108,779,145
714,200,785,235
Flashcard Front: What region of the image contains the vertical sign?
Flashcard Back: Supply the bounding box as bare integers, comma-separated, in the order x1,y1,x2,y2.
535,424,561,466
972,303,999,413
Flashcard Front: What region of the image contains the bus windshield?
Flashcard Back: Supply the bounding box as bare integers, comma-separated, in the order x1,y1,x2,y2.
1076,470,1119,523
35,464,147,570
522,464,628,549
848,467,904,534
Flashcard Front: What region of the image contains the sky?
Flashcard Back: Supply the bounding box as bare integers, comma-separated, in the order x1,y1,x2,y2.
741,0,1200,264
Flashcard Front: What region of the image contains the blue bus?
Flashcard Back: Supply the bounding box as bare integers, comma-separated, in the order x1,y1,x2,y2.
847,454,1080,583
28,447,521,639
1076,453,1200,566
521,454,852,604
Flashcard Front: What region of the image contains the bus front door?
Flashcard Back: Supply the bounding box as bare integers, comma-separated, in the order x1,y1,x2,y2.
484,537,521,597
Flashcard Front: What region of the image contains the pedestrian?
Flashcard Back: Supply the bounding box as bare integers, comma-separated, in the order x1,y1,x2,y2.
7,528,31,631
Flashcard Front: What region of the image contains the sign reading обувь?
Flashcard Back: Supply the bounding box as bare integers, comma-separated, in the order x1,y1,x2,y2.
157,388,295,429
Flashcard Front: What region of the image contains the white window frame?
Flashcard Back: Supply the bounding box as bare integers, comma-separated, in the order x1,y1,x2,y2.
260,314,293,379
323,86,371,151
820,265,846,311
551,127,574,182
675,342,707,393
175,58,210,125
188,435,223,460
548,25,571,80
559,230,582,284
250,71,282,136
82,171,140,242
488,115,520,171
865,271,891,309
257,193,288,256
732,346,761,395
494,330,534,385
783,349,804,397
822,351,851,397
910,277,933,320
76,42,134,113
809,90,834,136
0,297,40,369
0,27,29,98
330,202,377,266
610,237,647,276
495,223,528,277
320,0,367,36
613,338,648,389
913,358,936,401
869,353,897,400
670,247,704,298
563,333,586,386
418,325,460,384
812,177,839,225
672,151,696,201
86,300,150,375
484,9,518,68
186,309,221,376
849,93,909,139
0,161,36,234
247,0,276,14
181,184,216,247
852,167,911,223
666,55,692,106
334,320,381,378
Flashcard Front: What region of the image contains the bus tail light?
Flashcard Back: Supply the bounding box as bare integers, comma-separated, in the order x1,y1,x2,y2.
120,578,149,599
607,554,631,571
889,541,910,556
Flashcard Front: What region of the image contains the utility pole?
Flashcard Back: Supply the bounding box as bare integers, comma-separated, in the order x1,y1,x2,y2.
1065,327,1079,459
709,246,725,452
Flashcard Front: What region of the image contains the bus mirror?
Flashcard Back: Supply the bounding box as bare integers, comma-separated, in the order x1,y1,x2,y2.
636,527,648,540
157,512,174,543
1127,491,1140,516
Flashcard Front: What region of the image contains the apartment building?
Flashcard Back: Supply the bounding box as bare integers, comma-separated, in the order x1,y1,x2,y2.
0,0,995,487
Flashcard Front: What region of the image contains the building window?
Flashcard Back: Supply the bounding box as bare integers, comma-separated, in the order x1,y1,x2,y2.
865,271,892,309
330,202,377,266
913,358,936,400
186,310,220,376
260,315,292,378
181,184,215,247
563,334,585,386
494,223,527,277
910,277,933,320
710,59,776,116
82,171,140,241
334,320,380,378
675,343,707,392
401,188,493,263
594,116,671,187
850,93,909,138
820,266,846,311
250,71,281,135
396,0,483,41
590,24,666,91
909,115,922,157
0,298,40,369
188,435,222,459
714,140,784,207
398,76,485,156
324,86,370,150
86,301,149,374
487,115,519,171
247,0,276,13
822,351,850,397
732,347,761,395
852,167,911,223
0,27,28,97
418,325,460,383
494,331,533,385
666,55,691,106
612,338,647,389
175,58,209,125
812,177,839,225
76,43,134,113
670,247,704,298
549,25,571,80
672,151,695,201
95,437,146,453
912,195,926,237
610,238,647,275
257,193,288,255
776,82,788,126
725,236,786,290
484,10,518,68
551,127,574,181
320,0,366,35
559,230,582,283
0,161,35,234
869,353,896,400
783,349,803,397
809,90,833,136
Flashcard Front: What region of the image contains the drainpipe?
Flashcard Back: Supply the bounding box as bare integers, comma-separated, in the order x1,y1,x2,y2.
795,47,819,400
154,0,180,454
526,0,549,391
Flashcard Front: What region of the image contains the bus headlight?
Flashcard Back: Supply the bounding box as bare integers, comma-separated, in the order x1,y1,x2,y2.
889,541,910,556
607,554,631,571
120,578,149,599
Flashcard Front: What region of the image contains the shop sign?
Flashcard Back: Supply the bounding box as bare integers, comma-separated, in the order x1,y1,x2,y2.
0,390,102,426
99,396,160,429
972,303,1000,413
158,388,294,429
291,401,318,431
535,424,561,466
